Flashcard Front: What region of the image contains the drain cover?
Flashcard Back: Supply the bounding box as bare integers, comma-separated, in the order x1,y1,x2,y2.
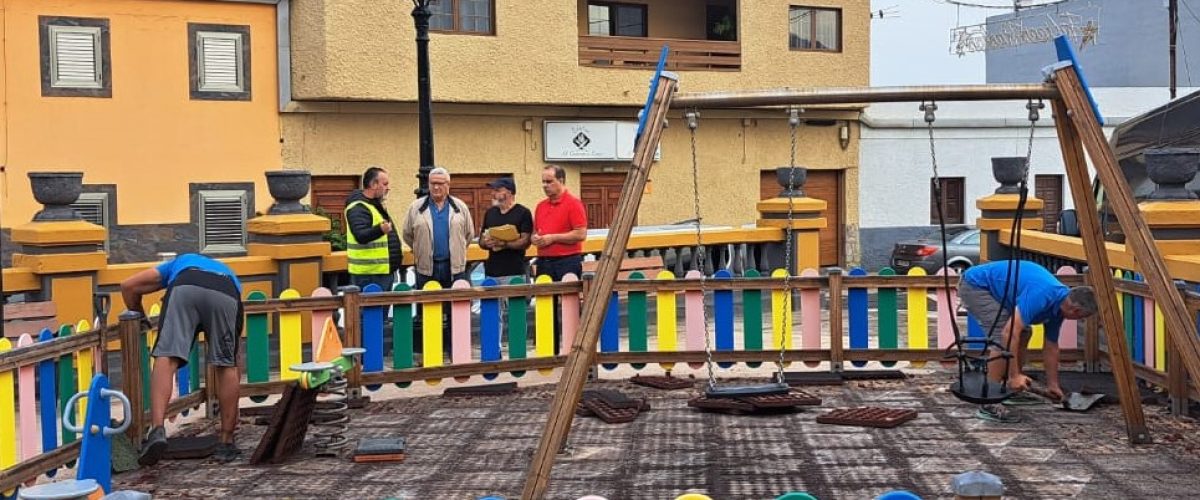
442,382,518,397
582,398,642,424
630,375,694,390
816,407,918,428
250,383,318,464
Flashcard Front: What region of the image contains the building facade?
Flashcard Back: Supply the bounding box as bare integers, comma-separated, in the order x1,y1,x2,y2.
857,0,1199,271
0,0,282,264
284,0,870,267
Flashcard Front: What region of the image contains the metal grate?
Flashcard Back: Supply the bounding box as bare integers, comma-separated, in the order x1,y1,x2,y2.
49,25,102,88
199,190,247,253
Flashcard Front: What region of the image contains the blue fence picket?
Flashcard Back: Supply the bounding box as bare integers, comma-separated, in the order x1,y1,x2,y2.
714,269,734,368
848,267,869,367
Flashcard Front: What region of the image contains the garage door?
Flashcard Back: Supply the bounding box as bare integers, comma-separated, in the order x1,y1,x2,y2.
760,169,843,267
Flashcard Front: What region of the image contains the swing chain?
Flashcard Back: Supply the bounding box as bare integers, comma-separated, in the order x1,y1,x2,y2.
686,109,718,391
776,107,802,383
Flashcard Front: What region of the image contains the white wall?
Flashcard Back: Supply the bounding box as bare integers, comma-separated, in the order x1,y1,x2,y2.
858,87,1197,229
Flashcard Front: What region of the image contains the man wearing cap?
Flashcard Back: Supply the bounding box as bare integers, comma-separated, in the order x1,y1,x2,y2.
480,176,533,284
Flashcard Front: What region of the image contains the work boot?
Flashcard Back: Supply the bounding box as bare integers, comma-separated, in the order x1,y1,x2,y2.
138,426,168,467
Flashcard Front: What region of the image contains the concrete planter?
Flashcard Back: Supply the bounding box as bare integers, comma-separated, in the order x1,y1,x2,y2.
28,172,84,221
774,167,808,198
1145,148,1200,200
991,157,1026,194
265,170,312,214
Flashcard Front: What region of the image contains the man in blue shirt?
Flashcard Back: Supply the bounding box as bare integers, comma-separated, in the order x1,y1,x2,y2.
121,253,244,465
959,260,1098,423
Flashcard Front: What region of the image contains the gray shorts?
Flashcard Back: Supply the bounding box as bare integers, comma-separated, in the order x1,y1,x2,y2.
958,282,1031,342
153,269,243,367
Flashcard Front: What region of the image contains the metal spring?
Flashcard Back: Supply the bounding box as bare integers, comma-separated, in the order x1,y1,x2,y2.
311,368,350,456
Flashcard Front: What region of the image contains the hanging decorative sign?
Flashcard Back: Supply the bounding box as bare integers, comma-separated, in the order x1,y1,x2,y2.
950,9,1099,56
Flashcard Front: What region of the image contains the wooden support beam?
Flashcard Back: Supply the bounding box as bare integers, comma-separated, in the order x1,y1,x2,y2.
522,70,678,500
1051,74,1150,443
119,312,147,447
827,268,844,372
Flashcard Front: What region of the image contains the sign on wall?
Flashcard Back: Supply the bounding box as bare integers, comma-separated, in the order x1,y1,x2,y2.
544,121,661,162
950,8,1100,56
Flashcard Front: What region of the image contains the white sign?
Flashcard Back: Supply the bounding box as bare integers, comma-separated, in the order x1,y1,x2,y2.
544,121,660,162
950,10,1099,56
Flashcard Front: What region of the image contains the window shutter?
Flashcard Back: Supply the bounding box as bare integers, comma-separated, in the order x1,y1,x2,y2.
50,26,102,88
70,192,110,251
200,190,247,253
198,32,242,92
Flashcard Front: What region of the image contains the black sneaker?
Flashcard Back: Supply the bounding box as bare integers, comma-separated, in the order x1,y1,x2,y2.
976,403,1021,423
214,442,240,463
138,426,168,467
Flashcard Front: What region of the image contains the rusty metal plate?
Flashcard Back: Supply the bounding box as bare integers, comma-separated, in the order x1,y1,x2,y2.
582,398,642,424
630,375,695,390
250,383,318,465
816,407,918,429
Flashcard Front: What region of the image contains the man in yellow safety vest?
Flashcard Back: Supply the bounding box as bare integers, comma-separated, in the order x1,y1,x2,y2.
344,166,403,291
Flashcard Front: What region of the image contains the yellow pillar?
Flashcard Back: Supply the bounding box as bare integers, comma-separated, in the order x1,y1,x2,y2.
975,193,1043,263
11,220,107,327
247,212,332,341
756,197,826,273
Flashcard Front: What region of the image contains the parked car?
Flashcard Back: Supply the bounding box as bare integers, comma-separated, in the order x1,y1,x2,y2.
889,227,981,275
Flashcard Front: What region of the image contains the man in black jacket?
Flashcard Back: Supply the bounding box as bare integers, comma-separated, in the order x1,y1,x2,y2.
344,166,403,291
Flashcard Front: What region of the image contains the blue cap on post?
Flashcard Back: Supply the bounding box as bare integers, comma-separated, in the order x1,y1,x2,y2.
1052,34,1104,126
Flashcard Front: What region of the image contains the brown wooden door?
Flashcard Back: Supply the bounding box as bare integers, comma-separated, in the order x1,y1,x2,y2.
760,169,843,266
1035,174,1064,233
580,172,628,229
929,177,965,225
311,175,360,227
447,174,503,233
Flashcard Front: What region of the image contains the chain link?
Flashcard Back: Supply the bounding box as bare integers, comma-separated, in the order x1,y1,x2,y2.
685,110,719,391
777,108,802,383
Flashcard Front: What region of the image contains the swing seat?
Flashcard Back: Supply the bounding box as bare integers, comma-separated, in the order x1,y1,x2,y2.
949,371,1016,405
705,382,790,398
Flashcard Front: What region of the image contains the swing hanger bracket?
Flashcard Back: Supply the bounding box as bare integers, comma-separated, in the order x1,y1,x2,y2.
1026,98,1045,123
787,107,802,127
919,101,938,124
684,109,700,130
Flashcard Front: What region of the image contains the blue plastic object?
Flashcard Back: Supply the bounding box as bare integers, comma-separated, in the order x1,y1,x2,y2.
875,490,922,500
633,45,670,142
1053,35,1103,126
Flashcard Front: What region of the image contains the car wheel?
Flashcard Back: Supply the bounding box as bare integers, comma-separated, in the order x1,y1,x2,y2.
950,262,970,274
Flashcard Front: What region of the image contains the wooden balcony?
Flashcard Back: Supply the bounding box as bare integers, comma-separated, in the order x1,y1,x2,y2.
578,35,741,71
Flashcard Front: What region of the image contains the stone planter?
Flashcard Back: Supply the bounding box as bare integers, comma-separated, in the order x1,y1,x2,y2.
1145,148,1200,200
265,170,312,215
991,157,1026,194
28,172,84,221
774,167,808,198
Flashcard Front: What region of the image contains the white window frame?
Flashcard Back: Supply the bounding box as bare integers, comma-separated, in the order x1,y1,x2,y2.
199,190,248,254
48,25,103,89
196,31,245,93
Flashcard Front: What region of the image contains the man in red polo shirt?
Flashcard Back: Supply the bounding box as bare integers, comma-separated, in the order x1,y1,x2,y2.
533,164,588,351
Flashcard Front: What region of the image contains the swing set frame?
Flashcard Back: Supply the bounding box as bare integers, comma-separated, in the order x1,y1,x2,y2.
522,40,1200,499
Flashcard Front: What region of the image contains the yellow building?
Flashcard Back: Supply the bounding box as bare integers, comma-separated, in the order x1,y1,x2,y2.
285,0,868,267
0,0,281,263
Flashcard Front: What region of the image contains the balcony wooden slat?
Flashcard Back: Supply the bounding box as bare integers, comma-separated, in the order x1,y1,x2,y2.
579,35,741,71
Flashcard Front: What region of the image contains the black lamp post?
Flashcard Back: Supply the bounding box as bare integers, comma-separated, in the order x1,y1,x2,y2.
412,0,436,199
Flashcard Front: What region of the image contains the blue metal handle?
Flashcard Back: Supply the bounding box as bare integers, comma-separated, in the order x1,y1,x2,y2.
101,388,132,437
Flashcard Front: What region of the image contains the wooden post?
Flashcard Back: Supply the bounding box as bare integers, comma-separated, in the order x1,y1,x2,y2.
119,311,146,446
1051,79,1150,443
342,286,363,400
521,70,678,500
1056,64,1200,434
1168,344,1187,416
827,268,844,373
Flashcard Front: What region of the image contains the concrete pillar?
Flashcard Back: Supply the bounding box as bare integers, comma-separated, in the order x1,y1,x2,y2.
756,167,825,273
11,172,107,325
976,157,1043,263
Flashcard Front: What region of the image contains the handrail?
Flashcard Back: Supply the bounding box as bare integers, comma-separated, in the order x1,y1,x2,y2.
998,228,1200,281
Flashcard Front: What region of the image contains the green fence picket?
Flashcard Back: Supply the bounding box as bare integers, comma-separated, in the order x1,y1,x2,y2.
742,269,763,368
393,282,414,388
508,276,528,377
628,271,648,369
877,267,899,367
245,291,269,403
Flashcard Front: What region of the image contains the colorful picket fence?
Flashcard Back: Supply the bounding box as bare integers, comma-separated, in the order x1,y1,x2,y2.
236,266,1092,390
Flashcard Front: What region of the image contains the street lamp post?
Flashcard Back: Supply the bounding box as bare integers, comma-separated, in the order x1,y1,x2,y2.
412,0,436,199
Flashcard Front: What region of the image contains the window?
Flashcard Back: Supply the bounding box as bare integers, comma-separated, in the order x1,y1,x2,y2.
960,231,981,246
71,192,111,251
189,24,251,100
39,16,111,97
931,177,965,225
788,6,840,51
430,0,494,35
588,2,648,37
199,190,248,254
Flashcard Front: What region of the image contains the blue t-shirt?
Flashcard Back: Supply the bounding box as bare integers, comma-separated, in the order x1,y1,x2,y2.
963,260,1068,338
431,201,451,261
156,254,242,293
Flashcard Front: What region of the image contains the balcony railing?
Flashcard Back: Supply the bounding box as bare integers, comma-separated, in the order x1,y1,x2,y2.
578,36,741,71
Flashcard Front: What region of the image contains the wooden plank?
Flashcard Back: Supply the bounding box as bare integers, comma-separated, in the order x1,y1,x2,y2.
0,331,102,373
241,295,344,314
355,282,582,307
1050,85,1150,444
2,302,56,321
828,268,844,372
0,441,80,493
119,314,146,447
522,69,677,500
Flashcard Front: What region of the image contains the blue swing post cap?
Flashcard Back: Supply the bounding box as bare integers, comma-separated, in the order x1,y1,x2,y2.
1042,34,1104,126
633,45,679,143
